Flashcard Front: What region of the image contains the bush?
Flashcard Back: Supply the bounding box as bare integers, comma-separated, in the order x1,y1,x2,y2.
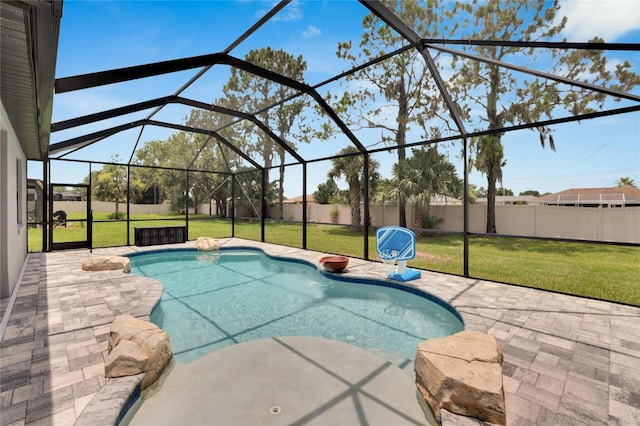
421,213,443,229
108,211,126,220
330,207,339,224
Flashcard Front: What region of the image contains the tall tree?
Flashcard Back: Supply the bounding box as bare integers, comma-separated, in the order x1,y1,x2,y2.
442,0,639,232
337,1,638,233
91,155,142,217
327,146,379,232
330,0,445,228
132,132,223,213
313,179,340,205
222,47,309,220
186,108,243,216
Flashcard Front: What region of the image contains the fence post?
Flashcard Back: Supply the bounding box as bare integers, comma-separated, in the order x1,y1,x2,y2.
597,205,603,241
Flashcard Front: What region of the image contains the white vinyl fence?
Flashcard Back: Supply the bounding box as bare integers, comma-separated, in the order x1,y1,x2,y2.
53,201,172,215
277,203,639,243
54,201,639,243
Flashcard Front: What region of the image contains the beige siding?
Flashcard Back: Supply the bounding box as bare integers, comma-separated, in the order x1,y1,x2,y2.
1,101,28,298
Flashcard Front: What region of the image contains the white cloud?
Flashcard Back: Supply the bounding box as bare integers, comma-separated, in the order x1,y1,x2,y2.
559,0,640,41
302,25,321,39
253,0,302,22
272,0,302,22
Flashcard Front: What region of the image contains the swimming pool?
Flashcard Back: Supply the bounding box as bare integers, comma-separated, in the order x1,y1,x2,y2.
129,248,464,365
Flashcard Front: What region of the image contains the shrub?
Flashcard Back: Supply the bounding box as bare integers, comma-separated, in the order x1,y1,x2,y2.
108,211,126,220
330,207,339,224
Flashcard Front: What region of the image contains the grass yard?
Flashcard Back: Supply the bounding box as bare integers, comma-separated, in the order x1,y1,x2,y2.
28,215,640,306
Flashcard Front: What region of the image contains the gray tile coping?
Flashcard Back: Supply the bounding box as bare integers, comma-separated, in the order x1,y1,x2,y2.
1,238,639,425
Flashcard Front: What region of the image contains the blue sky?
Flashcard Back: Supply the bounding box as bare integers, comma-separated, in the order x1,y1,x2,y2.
43,0,640,197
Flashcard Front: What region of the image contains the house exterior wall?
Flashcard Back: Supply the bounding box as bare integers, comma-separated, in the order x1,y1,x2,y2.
0,101,28,299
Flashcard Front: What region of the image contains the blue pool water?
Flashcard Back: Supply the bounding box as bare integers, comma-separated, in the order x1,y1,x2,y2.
129,248,464,364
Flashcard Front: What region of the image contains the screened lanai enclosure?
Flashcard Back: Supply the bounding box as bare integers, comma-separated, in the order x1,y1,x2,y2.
29,1,639,304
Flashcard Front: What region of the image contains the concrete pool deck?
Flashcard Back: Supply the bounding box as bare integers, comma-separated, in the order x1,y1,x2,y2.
127,336,435,426
1,238,639,425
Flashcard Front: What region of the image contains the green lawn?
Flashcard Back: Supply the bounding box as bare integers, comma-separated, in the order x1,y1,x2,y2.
28,215,640,306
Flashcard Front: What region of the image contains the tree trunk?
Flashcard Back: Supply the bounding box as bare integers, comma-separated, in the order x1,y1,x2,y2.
262,112,273,220
485,64,501,234
349,180,362,232
278,161,285,220
398,202,407,228
486,169,497,233
413,208,423,237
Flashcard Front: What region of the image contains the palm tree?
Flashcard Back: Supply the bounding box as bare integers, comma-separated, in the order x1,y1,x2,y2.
374,147,462,230
616,177,636,187
327,146,379,232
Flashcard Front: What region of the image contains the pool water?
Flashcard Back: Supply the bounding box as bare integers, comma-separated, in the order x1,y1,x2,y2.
129,248,463,364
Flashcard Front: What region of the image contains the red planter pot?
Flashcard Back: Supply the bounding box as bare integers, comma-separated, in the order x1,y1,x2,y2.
319,256,349,273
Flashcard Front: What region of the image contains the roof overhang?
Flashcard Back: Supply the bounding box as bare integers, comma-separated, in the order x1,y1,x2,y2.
0,0,62,160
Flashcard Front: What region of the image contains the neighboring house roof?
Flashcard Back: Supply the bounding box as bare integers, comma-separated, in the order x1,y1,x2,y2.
308,194,461,206
283,195,316,204
52,191,81,201
27,178,44,190
61,191,80,199
475,195,540,205
538,187,640,206
430,194,462,205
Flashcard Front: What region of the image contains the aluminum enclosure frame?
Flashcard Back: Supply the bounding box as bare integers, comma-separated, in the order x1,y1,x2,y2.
44,0,640,273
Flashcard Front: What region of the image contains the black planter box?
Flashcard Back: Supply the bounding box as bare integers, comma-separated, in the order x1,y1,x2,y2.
134,226,187,246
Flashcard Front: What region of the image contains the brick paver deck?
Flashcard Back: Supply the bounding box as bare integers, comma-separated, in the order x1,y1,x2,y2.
1,238,638,425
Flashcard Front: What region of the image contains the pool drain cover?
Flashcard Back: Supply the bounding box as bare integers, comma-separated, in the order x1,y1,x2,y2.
271,406,281,414
385,303,405,315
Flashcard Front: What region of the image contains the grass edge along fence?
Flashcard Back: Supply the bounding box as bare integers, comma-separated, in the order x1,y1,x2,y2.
29,216,640,306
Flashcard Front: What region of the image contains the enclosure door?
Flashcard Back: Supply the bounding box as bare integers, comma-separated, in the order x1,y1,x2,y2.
50,184,92,250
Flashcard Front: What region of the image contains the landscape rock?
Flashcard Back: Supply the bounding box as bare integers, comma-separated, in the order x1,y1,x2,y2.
106,315,172,390
196,237,220,251
82,256,131,273
414,330,506,425
105,339,148,378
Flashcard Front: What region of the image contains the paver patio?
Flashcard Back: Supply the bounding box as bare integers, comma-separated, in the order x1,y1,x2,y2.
1,238,639,425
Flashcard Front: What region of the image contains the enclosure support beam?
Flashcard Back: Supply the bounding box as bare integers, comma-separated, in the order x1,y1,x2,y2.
463,137,469,278
231,175,235,238
261,169,267,243
363,152,370,260
302,163,307,250
426,43,640,103
46,159,52,252
360,0,468,135
42,160,48,252
176,97,306,165
126,164,131,246
185,171,190,240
